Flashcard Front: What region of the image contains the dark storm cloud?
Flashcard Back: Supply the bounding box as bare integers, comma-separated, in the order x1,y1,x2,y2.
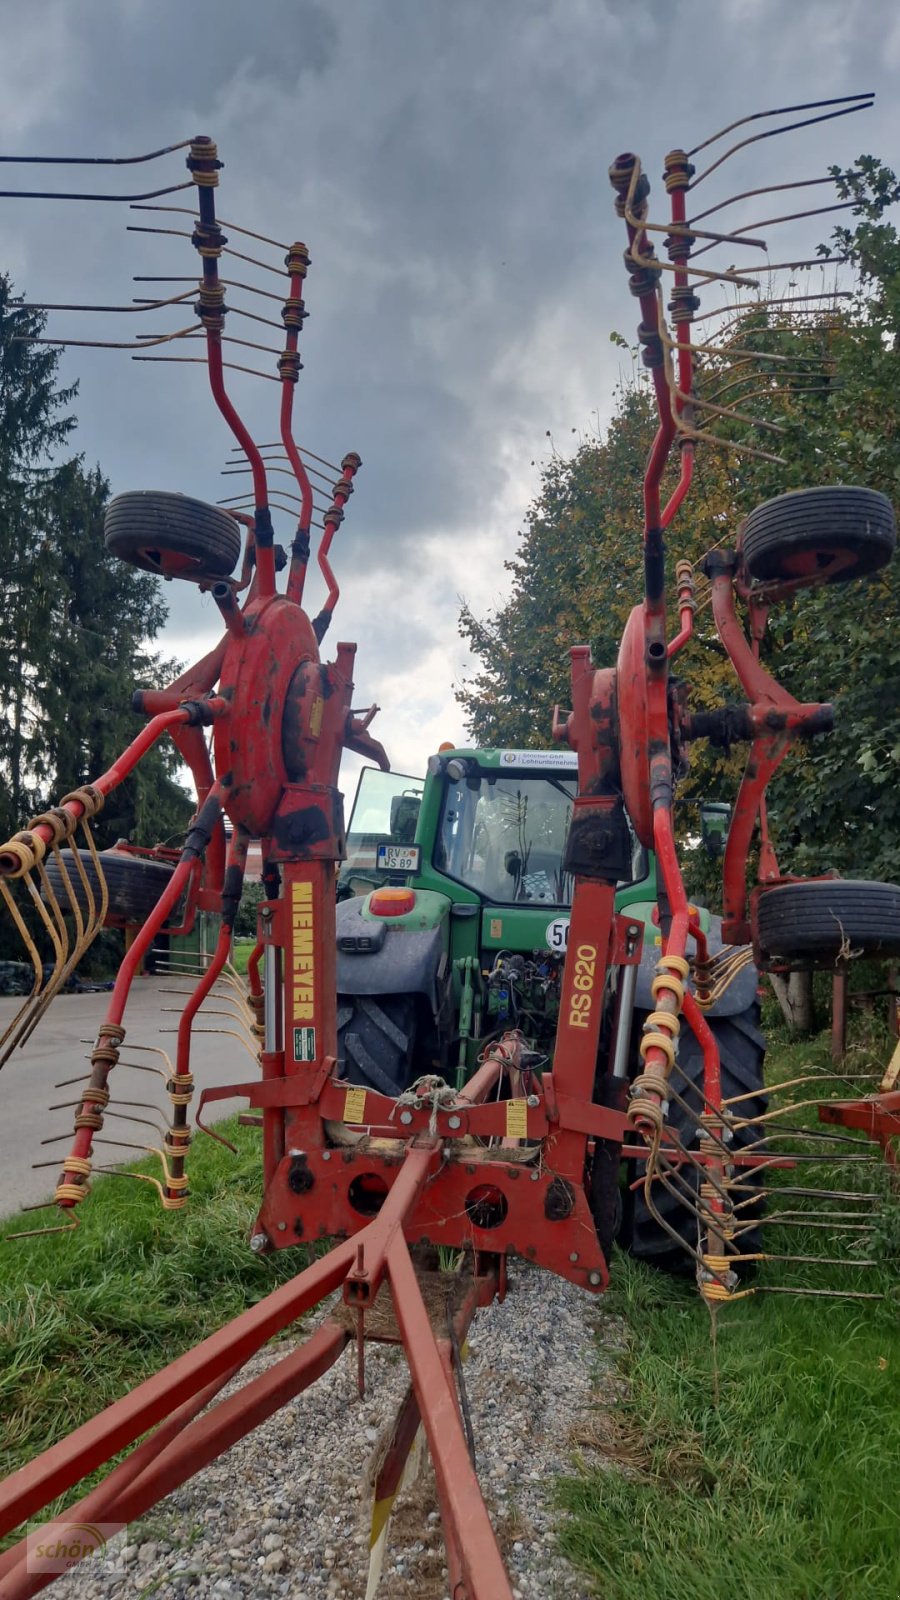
2,0,898,766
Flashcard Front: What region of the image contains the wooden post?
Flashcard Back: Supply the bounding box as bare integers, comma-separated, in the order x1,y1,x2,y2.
831,963,848,1062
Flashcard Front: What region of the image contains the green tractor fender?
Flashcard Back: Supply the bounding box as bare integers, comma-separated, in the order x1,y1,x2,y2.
630,904,759,1017
335,888,451,1013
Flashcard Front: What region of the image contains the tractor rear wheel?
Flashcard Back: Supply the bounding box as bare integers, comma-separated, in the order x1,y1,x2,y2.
741,485,895,586
757,878,900,965
626,1005,767,1276
105,491,242,580
336,994,417,1098
43,849,177,924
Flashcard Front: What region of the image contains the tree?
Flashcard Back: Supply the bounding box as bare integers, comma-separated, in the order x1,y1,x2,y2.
0,274,192,853
37,459,192,850
0,273,77,832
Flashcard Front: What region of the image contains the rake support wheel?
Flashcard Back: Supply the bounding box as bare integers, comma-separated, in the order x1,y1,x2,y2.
105,491,242,580
756,878,900,966
43,849,177,925
741,485,896,586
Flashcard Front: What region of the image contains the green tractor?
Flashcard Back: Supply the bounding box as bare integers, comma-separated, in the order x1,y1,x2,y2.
335,746,765,1266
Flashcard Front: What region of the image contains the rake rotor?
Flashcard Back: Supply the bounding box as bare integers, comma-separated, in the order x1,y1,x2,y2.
602,91,900,1308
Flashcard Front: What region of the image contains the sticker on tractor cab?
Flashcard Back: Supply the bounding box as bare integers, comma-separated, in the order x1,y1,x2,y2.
376,843,421,871
545,917,570,953
499,749,577,769
294,1025,317,1062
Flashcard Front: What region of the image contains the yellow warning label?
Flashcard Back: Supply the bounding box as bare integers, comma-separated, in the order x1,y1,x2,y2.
490,918,502,939
343,1086,367,1124
505,1098,528,1138
309,695,324,738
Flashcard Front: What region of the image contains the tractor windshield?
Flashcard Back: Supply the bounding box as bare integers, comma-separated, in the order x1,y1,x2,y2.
338,768,424,896
437,773,575,905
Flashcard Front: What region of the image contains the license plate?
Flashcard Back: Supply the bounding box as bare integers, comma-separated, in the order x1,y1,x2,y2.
376,844,421,871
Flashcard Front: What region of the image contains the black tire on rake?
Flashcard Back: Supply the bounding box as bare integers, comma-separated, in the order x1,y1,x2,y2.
756,878,900,967
740,485,895,587
42,849,177,924
105,491,242,579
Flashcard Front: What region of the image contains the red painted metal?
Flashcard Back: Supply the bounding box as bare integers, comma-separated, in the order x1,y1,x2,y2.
0,1329,349,1600
706,568,833,943
819,1089,900,1162
616,605,653,846
278,242,316,607
0,709,192,875
387,1239,512,1600
5,122,898,1600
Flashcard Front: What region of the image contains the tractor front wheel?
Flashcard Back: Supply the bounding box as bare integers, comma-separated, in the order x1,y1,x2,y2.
105,491,242,580
741,485,895,586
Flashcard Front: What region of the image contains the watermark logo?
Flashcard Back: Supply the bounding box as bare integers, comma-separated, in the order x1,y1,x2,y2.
26,1520,126,1575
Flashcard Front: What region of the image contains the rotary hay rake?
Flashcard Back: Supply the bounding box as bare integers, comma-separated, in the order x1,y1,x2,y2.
0,96,897,1599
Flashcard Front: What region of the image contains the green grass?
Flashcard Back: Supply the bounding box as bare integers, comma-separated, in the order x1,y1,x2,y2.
3,1017,899,1593
229,939,255,977
0,1120,304,1500
559,1021,900,1600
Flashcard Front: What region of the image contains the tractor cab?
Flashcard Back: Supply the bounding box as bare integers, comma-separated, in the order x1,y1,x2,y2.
430,752,575,908
337,769,425,900
336,749,610,1093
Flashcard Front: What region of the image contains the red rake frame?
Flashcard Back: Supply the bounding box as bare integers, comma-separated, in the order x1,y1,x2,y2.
0,103,896,1597
0,133,638,1600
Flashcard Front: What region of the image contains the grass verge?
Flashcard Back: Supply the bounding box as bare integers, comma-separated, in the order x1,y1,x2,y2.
229,939,255,977
559,1023,900,1600
0,1120,303,1497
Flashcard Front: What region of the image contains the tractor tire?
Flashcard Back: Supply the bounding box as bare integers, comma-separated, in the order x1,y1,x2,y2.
627,1005,767,1276
43,849,177,925
336,994,417,1098
589,1136,624,1269
741,485,895,586
757,878,900,965
105,491,242,580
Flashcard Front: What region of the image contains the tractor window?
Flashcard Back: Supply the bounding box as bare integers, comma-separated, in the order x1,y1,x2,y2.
436,774,575,905
340,768,423,888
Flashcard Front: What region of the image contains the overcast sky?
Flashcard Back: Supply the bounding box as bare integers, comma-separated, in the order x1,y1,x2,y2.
1,0,898,800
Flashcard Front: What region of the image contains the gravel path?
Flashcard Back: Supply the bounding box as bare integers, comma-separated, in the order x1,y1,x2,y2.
53,1267,621,1600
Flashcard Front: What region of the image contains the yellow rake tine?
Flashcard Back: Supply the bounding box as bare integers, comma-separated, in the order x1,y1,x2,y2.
0,877,44,1056
0,865,66,1060
81,815,109,926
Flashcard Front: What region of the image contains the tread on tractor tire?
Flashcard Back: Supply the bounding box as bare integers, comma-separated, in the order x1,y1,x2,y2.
741,485,896,586
627,1005,767,1276
105,491,242,580
43,849,178,925
337,994,417,1098
757,878,900,966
